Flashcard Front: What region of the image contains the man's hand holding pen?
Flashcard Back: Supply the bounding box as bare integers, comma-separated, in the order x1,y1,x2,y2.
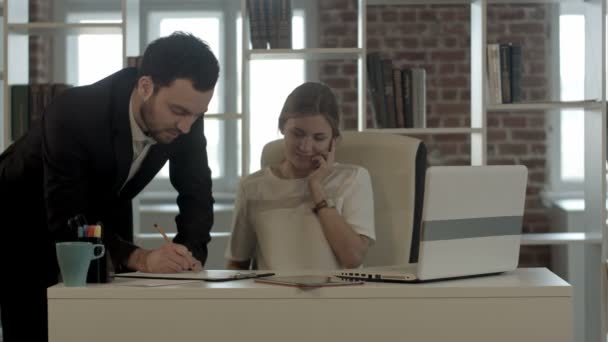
126,224,203,273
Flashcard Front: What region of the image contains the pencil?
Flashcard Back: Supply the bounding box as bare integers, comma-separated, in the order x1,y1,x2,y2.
154,224,171,244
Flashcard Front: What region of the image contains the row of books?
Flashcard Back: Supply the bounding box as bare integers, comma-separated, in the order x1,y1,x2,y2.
247,0,292,49
487,43,522,104
127,56,142,68
11,84,71,140
367,52,426,129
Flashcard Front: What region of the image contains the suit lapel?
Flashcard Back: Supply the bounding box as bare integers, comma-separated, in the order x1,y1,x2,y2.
119,144,169,199
110,73,137,195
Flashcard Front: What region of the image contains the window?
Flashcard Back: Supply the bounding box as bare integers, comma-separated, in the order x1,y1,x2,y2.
65,3,310,197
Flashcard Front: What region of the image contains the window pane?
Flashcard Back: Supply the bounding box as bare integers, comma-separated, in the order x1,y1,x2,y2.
248,14,305,173
559,15,585,181
67,15,122,86
78,32,122,85
155,15,223,178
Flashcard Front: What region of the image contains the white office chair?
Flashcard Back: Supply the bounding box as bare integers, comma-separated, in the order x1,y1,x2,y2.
261,131,427,266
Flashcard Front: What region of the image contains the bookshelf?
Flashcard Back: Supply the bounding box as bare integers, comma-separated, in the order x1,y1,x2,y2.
351,1,606,342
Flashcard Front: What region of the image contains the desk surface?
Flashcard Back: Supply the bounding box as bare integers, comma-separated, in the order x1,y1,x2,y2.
48,268,572,342
48,267,570,299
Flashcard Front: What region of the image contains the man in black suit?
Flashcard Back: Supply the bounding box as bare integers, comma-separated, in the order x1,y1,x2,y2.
0,32,218,341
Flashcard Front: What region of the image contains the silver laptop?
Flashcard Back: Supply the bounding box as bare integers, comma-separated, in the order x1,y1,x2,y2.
337,165,528,283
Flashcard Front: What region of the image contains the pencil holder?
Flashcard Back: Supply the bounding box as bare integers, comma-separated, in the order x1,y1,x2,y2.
79,237,109,283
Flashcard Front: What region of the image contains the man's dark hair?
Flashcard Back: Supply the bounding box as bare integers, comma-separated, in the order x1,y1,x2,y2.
138,31,220,92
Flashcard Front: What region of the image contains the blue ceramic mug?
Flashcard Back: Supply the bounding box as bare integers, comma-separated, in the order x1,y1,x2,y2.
56,241,105,287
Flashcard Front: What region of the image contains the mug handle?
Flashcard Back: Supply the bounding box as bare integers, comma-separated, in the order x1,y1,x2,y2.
91,244,105,260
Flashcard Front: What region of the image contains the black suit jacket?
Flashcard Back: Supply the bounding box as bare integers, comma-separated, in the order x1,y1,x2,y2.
0,68,214,277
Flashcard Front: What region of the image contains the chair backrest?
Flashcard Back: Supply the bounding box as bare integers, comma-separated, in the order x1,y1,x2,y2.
261,131,427,266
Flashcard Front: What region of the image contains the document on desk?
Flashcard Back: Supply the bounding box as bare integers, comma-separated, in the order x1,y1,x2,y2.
114,270,275,282
255,275,365,288
113,279,201,287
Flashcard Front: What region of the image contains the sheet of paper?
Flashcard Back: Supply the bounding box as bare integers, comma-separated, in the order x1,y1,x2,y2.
113,278,200,287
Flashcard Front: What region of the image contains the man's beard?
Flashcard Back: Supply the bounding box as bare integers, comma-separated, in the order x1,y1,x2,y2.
140,98,162,142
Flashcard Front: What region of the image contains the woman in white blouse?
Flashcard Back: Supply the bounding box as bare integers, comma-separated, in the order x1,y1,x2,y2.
225,82,375,270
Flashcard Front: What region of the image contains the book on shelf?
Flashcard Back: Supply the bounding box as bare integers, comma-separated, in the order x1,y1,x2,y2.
392,69,404,128
487,42,522,104
247,0,268,49
510,45,522,102
366,52,388,128
401,68,413,128
273,0,292,49
486,43,502,105
126,56,142,68
10,83,72,141
382,59,396,128
366,53,427,129
411,68,426,129
247,0,291,50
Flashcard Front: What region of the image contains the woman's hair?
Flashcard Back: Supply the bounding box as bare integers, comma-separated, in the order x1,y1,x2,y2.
278,82,341,138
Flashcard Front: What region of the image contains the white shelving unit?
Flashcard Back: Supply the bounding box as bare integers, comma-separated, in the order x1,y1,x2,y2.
352,1,607,341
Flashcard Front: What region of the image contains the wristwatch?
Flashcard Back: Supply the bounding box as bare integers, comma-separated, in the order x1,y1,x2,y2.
312,198,336,214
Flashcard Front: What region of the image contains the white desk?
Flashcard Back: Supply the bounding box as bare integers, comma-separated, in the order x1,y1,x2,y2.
48,268,572,342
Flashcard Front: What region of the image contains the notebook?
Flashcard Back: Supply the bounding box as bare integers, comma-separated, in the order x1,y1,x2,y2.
255,275,364,288
336,165,528,283
114,270,275,282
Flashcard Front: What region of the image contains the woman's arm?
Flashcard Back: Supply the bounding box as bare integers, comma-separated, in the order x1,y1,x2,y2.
310,181,370,269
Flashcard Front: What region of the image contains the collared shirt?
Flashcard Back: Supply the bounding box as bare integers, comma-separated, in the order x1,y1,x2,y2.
122,95,157,189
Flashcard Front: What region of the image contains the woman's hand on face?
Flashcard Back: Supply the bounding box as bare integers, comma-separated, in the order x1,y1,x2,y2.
308,138,336,187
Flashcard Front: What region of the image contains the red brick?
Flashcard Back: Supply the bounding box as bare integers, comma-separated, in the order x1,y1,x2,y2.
499,143,527,155
342,64,357,75
382,11,399,22
433,134,468,142
441,89,458,100
530,144,546,154
322,64,339,75
320,0,349,10
395,51,426,61
442,117,461,126
512,23,546,34
502,116,527,128
340,11,357,22
521,158,546,169
435,103,469,115
323,77,351,89
430,50,466,61
421,38,438,48
488,129,507,142
512,129,546,141
439,63,456,74
437,76,468,88
498,8,525,21
419,10,438,21
324,26,348,36
399,11,416,21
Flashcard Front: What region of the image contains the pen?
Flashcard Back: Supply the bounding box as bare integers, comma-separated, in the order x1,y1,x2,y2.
153,223,171,244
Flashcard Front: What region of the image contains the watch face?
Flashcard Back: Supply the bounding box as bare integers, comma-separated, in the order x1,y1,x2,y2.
326,198,336,208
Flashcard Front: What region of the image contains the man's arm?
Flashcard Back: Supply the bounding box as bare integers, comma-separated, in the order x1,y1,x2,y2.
169,118,214,265
42,94,140,271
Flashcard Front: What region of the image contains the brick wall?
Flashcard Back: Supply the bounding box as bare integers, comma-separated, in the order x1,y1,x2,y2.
318,1,552,267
